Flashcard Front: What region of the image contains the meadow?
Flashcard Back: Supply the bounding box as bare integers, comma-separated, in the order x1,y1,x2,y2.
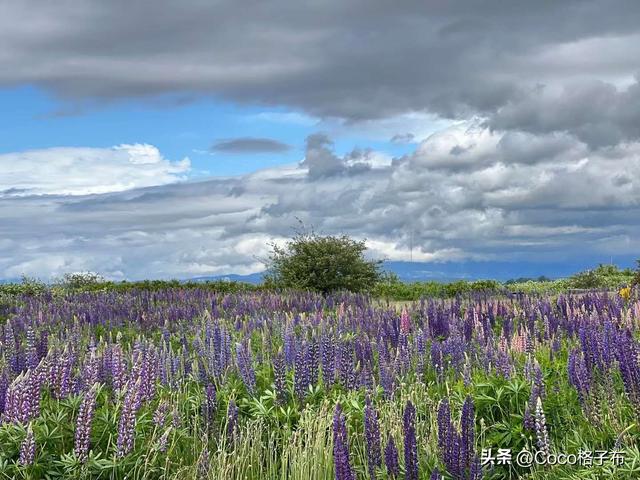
1,287,640,479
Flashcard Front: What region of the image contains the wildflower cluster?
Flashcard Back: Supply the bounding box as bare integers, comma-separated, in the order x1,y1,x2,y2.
0,288,638,478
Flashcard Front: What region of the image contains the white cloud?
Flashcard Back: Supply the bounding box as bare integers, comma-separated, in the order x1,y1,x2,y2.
244,111,319,126
0,144,190,196
1,124,639,280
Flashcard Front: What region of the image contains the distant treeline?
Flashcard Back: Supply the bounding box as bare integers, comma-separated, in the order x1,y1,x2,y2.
374,263,637,300
0,276,262,296
1,263,637,301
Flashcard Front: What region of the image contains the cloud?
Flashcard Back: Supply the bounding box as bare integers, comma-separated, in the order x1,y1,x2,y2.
2,0,640,127
489,78,640,147
390,133,415,144
298,134,387,178
0,144,190,196
2,130,639,280
2,2,640,279
210,137,291,154
243,111,318,126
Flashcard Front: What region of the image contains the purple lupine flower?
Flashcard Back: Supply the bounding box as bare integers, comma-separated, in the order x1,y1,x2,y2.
522,355,537,383
19,423,36,466
236,343,256,394
437,399,451,468
523,399,535,431
320,334,335,385
226,400,239,443
336,341,356,390
0,372,8,416
359,365,374,391
171,405,182,429
364,398,381,479
25,327,39,371
495,350,512,379
2,369,41,424
49,348,74,400
135,343,158,402
109,344,127,391
220,330,233,376
449,427,461,480
355,339,374,373
377,338,391,366
469,456,483,480
153,400,170,428
81,347,99,392
156,427,171,453
308,339,319,387
460,396,475,474
403,401,418,480
384,435,400,477
116,379,142,458
294,342,309,400
437,397,477,479
430,467,441,480
74,383,98,462
614,329,640,415
203,383,217,428
525,364,545,430
379,360,396,399
273,352,287,403
534,397,550,457
567,349,591,405
4,321,18,375
333,403,354,480
431,340,445,379
284,323,297,366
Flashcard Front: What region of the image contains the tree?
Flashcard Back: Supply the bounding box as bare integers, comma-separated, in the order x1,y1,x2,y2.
265,230,383,293
57,272,105,291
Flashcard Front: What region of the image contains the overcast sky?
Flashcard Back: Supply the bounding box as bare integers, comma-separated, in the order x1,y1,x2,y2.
1,0,639,280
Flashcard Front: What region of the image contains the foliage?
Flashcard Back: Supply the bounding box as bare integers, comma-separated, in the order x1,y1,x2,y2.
0,279,262,299
1,261,638,303
372,278,503,300
566,263,634,290
504,276,551,285
0,277,48,297
55,272,106,292
264,230,383,293
373,262,638,301
0,289,639,479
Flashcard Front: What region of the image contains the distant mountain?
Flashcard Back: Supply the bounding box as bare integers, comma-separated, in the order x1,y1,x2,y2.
189,258,635,284
2,257,634,285
190,272,265,284
381,258,636,282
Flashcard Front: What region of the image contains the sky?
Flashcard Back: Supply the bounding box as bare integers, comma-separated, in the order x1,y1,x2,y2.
1,0,639,280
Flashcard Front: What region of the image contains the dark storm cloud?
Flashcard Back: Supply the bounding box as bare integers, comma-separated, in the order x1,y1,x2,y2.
210,137,291,154
2,0,640,126
489,79,640,147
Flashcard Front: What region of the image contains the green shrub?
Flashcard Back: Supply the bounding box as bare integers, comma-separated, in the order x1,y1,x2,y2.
264,230,383,293
567,263,634,289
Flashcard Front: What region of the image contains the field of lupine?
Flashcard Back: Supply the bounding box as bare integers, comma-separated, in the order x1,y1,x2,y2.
1,289,640,479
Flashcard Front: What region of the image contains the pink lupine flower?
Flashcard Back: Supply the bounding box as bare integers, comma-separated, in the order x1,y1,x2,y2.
400,307,411,334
